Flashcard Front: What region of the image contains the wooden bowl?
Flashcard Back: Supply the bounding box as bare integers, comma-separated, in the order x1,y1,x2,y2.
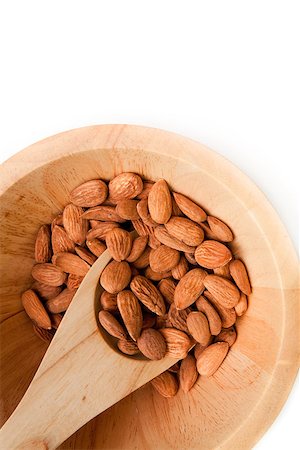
0,125,298,449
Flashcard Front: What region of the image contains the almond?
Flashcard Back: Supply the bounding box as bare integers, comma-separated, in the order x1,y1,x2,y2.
196,295,222,336
130,275,166,316
117,338,140,355
186,311,211,346
67,274,84,291
148,179,172,224
100,260,131,294
137,328,167,360
52,252,90,276
149,245,180,273
229,259,251,295
22,290,51,329
215,326,237,347
70,179,108,207
75,246,97,265
151,372,179,397
31,263,67,287
126,236,148,263
131,219,155,236
116,199,140,220
63,204,88,245
167,303,191,334
165,217,204,247
173,192,207,223
207,216,233,242
171,196,184,217
194,338,213,359
86,239,107,257
108,172,143,201
203,274,240,309
117,290,143,341
154,226,196,253
46,288,75,313
155,314,169,330
137,198,159,227
51,313,63,329
100,291,118,312
33,324,55,343
52,225,75,254
98,310,127,339
171,255,189,280
31,282,62,301
86,222,119,240
81,206,126,223
179,355,198,393
136,181,154,199
34,225,52,263
196,342,229,376
132,246,151,269
159,328,191,359
105,228,132,261
194,240,232,269
144,267,172,281
174,268,207,309
213,262,231,279
199,222,220,240
235,292,248,316
184,252,198,265
148,233,161,249
168,362,181,373
51,214,63,230
158,278,176,304
203,291,236,328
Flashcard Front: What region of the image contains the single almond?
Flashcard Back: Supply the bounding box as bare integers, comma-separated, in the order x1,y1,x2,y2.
22,289,51,329
148,233,161,249
33,324,55,343
158,278,176,304
131,219,155,236
52,225,75,254
31,281,62,301
100,291,118,312
117,338,140,355
137,328,167,360
81,206,126,223
196,342,229,376
149,245,180,273
171,196,184,216
67,274,84,291
137,198,159,227
203,291,236,328
174,268,207,309
132,246,151,269
159,328,191,359
86,239,107,257
186,311,211,346
229,259,251,295
116,199,140,220
165,217,204,247
195,295,222,336
70,179,108,207
150,372,179,398
215,327,237,347
171,255,189,280
235,292,248,316
100,260,131,294
213,262,231,279
136,181,154,199
46,288,75,313
126,236,148,263
117,290,143,341
63,204,88,245
106,228,132,261
179,354,198,393
98,310,127,339
75,246,97,265
194,338,213,359
207,216,233,242
108,172,143,201
31,263,67,287
167,303,191,334
173,192,207,223
194,240,232,269
51,214,63,230
86,222,119,240
154,226,196,253
34,225,52,263
130,275,166,316
203,274,240,308
52,252,90,276
199,222,220,240
184,252,198,265
148,179,172,224
144,266,172,281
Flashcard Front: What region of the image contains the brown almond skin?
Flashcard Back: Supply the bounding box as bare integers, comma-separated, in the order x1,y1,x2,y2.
35,225,52,263
86,222,119,240
53,252,90,277
142,314,157,329
81,206,126,223
51,313,63,329
158,278,176,304
136,181,154,199
98,310,127,339
151,371,179,397
235,293,248,316
179,355,198,393
130,275,166,316
100,291,118,313
213,262,231,279
207,216,233,242
165,217,204,247
173,192,207,223
22,290,52,329
148,233,161,249
229,259,251,295
168,362,181,373
75,247,97,265
106,228,132,261
194,338,213,359
70,179,108,207
31,282,62,301
194,240,232,269
154,226,196,253
108,173,144,201
215,327,237,347
149,245,180,273
33,324,55,343
159,328,191,359
117,338,140,355
196,295,222,336
144,267,172,281
86,239,107,257
131,219,155,236
67,274,84,291
174,268,207,309
184,252,198,265
137,198,159,227
196,342,229,376
117,290,143,341
132,247,151,269
137,328,167,360
31,263,67,287
172,255,189,280
116,199,140,220
52,225,75,254
100,260,132,294
186,311,211,346
203,274,240,309
148,179,172,224
51,214,63,230
46,289,75,313
167,303,191,334
63,204,88,245
204,291,236,329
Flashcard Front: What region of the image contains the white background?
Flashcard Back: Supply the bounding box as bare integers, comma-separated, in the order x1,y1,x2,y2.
0,1,299,449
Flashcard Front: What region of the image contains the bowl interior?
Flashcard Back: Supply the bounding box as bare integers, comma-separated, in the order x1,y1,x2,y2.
0,128,297,450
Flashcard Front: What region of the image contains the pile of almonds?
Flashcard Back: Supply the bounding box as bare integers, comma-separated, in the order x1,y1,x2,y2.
21,173,251,398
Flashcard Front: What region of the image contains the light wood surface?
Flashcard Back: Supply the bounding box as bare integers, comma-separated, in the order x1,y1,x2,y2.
0,125,299,449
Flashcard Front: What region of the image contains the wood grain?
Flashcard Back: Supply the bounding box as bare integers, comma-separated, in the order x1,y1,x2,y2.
0,124,299,449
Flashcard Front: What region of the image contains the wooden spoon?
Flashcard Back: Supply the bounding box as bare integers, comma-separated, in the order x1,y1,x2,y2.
0,249,175,450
